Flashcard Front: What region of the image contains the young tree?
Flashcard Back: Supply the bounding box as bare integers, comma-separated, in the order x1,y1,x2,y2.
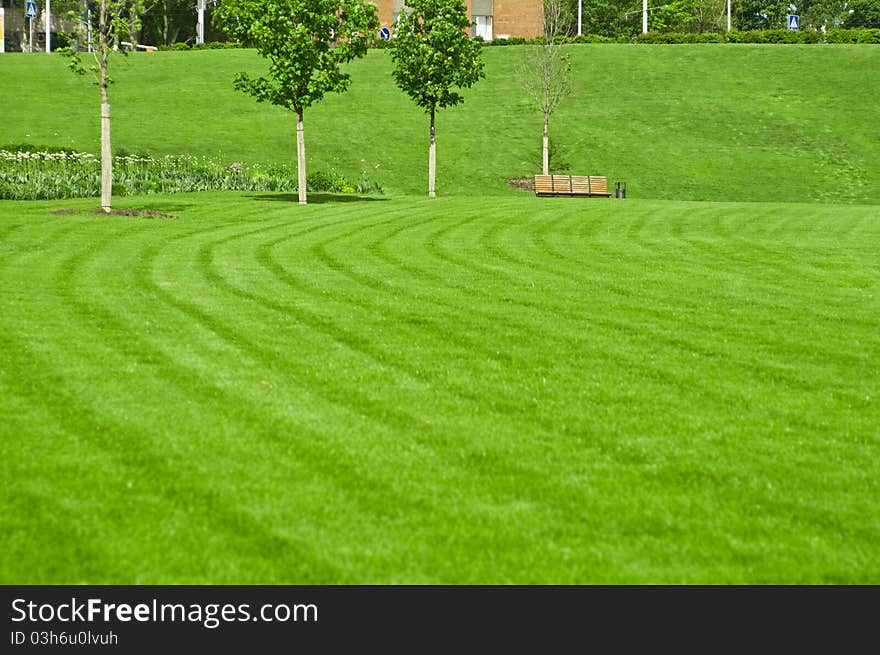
389,0,485,198
62,0,143,213
215,0,378,204
516,0,572,176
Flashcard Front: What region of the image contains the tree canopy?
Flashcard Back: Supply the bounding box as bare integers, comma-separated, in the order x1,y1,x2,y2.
389,0,485,114
215,0,378,203
215,0,378,113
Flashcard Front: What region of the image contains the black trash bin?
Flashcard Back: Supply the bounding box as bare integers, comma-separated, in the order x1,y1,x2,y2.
615,181,626,199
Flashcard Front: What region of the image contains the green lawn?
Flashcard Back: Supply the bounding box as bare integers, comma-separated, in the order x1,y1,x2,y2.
1,193,878,583
1,44,878,583
1,45,878,202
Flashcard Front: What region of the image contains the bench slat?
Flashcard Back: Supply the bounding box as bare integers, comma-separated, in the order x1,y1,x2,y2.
534,174,611,197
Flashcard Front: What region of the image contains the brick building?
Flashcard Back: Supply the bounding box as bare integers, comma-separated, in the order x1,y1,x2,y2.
377,0,543,41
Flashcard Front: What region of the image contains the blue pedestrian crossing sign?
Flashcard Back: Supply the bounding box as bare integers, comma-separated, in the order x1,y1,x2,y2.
787,14,799,30
25,0,38,19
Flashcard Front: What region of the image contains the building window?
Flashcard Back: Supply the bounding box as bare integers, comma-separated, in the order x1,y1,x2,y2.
393,0,406,23
471,0,493,41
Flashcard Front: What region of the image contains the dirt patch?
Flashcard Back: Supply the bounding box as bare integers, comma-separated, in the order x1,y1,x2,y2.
507,178,535,192
96,208,180,219
52,208,180,219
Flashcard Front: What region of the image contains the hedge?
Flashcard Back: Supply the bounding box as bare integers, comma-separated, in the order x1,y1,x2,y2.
152,28,880,51
482,28,880,46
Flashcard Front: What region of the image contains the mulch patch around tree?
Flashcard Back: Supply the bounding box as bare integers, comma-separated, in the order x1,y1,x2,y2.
52,208,180,219
507,178,535,192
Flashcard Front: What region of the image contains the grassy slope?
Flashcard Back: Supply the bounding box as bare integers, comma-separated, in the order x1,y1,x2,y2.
1,45,878,201
1,193,878,583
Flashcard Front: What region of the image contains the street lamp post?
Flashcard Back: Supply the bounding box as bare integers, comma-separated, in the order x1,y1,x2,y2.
197,0,205,44
45,0,51,52
46,0,52,52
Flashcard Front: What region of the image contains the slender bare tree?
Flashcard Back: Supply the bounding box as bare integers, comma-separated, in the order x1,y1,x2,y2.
62,0,143,213
517,0,572,176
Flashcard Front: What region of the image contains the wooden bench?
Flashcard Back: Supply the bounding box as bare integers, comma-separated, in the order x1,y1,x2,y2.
534,174,611,197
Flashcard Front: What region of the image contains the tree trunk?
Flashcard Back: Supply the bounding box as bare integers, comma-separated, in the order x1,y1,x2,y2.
428,107,436,198
163,1,169,46
542,113,549,175
100,78,112,213
99,1,112,213
296,108,307,205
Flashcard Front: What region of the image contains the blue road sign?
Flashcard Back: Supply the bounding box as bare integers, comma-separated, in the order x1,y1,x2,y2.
379,26,391,40
787,14,799,30
25,0,38,19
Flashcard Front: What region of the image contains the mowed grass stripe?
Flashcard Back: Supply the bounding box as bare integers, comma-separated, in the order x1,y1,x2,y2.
0,209,474,577
239,197,872,580
264,196,876,440
184,202,776,580
198,206,608,486
3,202,624,580
15,216,359,582
130,202,596,581
524,202,877,340
227,196,880,512
1,194,878,582
477,203,875,416
519,204,879,422
1,208,474,580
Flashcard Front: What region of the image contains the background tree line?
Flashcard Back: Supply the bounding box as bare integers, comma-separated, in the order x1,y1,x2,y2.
139,0,880,45
559,0,879,36
58,0,880,50
65,0,218,47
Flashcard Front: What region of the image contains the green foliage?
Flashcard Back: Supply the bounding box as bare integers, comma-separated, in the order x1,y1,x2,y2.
635,31,726,42
475,29,879,46
60,0,145,77
549,0,879,37
193,41,242,49
568,34,620,43
306,169,356,193
566,0,630,38
389,0,485,113
724,27,880,41
488,36,530,45
0,149,382,200
798,0,850,29
164,41,241,51
139,0,197,47
214,0,378,113
843,0,880,27
825,27,880,41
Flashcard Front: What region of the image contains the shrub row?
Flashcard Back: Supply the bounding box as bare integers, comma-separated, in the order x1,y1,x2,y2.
129,26,880,54
143,28,879,52
482,28,880,45
0,148,383,200
164,41,242,51
724,28,880,43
